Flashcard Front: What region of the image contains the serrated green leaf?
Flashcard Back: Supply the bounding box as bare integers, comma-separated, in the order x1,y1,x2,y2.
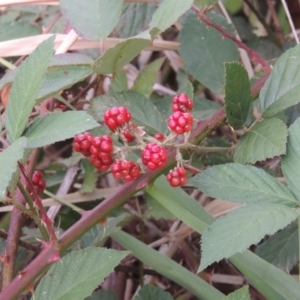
222,286,250,300
193,97,222,120
0,137,27,199
134,284,174,300
111,230,224,300
234,118,287,164
24,111,99,148
199,203,299,271
110,69,128,93
80,160,96,193
150,0,193,32
224,62,252,129
190,163,298,206
281,117,300,201
89,91,167,134
255,221,298,272
132,58,165,98
115,3,157,38
93,38,151,74
6,36,54,142
34,247,129,300
179,13,239,94
259,43,300,117
60,0,123,40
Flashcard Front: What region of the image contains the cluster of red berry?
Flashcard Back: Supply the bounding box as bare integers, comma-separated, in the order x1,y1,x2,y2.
32,171,46,195
73,93,194,186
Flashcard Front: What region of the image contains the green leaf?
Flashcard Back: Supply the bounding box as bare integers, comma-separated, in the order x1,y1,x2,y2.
0,22,40,42
37,65,92,102
178,81,194,99
179,13,239,94
111,230,224,300
255,221,298,272
150,0,193,32
60,0,123,40
0,137,27,199
258,43,300,117
115,3,157,38
110,69,128,93
134,284,174,300
89,91,167,134
144,192,176,220
93,38,151,74
34,247,129,300
281,117,300,201
224,62,252,129
234,118,287,164
190,163,298,206
24,111,99,148
193,97,222,120
222,286,250,300
199,203,299,271
6,36,54,142
132,58,165,98
80,159,96,193
86,290,117,300
194,0,218,6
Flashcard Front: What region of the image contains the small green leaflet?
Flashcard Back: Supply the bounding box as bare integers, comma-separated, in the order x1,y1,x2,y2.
190,163,298,207
33,247,129,300
224,62,252,129
24,111,99,148
234,118,287,164
259,43,300,117
150,0,193,32
199,203,299,271
0,137,27,198
222,286,250,300
60,0,123,40
281,117,300,201
6,36,54,142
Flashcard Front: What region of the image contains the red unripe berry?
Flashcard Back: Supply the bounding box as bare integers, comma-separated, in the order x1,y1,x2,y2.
111,160,141,182
166,167,187,187
172,93,193,112
73,132,94,157
104,106,132,132
90,155,112,171
32,170,46,194
141,143,167,170
154,133,165,142
168,111,193,134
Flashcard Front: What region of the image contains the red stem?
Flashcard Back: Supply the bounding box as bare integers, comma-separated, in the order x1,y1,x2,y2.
192,5,272,75
0,108,226,300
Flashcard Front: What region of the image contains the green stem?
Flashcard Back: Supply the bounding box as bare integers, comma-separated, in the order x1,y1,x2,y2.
43,190,82,213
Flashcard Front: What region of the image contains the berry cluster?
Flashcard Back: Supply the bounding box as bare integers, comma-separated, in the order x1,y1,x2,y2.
73,94,193,187
32,171,46,195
